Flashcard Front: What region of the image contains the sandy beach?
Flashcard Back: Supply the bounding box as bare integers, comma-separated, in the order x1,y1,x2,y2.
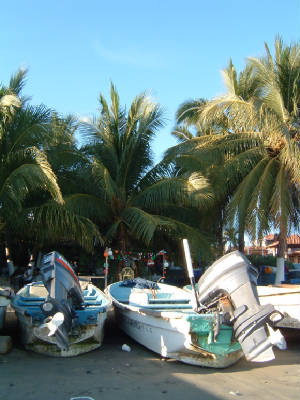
0,308,299,400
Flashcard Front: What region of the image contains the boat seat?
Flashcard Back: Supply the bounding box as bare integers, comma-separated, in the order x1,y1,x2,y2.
144,304,193,309
147,292,191,304
129,292,149,306
127,292,192,309
148,298,190,304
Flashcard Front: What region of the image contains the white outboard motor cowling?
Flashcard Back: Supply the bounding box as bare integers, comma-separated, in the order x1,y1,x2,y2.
197,251,284,362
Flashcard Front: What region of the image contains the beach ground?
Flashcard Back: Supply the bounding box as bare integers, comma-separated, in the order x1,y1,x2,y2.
0,309,299,400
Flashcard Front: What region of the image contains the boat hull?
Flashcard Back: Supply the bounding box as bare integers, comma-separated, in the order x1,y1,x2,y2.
115,306,242,368
257,285,300,329
0,300,10,330
0,289,11,330
15,308,107,357
108,281,243,368
12,281,112,357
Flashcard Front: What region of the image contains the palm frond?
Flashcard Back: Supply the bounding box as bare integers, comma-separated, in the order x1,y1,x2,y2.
280,139,300,185
105,220,121,242
226,158,270,231
0,147,63,210
28,201,104,252
270,165,295,232
92,159,119,200
1,105,52,154
123,207,162,244
132,174,213,211
176,98,207,125
9,68,27,96
171,124,196,142
64,193,110,221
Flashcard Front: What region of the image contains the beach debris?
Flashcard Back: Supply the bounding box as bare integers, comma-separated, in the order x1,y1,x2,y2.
122,344,131,352
229,391,242,396
70,397,95,400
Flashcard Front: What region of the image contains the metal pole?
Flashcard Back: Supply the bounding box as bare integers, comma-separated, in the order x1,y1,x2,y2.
182,239,202,312
104,256,108,289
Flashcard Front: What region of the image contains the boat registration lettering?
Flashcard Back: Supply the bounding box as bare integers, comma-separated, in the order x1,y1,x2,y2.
123,316,152,333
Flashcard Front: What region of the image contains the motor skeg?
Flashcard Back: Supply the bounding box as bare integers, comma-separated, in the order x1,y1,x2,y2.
39,251,84,351
197,251,284,362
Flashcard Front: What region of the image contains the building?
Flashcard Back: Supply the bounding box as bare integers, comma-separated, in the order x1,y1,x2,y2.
245,234,300,263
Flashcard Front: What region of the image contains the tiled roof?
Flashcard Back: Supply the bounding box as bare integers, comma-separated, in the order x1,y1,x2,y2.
265,241,279,248
264,234,277,240
264,234,300,247
287,234,300,245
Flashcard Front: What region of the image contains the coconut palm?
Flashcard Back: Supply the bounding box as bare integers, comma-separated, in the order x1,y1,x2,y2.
172,59,261,142
0,69,63,268
167,59,263,254
21,113,104,255
215,39,300,266
67,83,213,256
244,36,300,279
0,70,104,268
166,37,300,280
172,37,300,281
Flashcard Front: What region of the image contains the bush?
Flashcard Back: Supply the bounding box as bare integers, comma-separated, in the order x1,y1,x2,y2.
247,254,294,270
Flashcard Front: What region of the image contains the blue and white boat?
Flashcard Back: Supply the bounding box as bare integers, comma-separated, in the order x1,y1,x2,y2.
12,251,112,357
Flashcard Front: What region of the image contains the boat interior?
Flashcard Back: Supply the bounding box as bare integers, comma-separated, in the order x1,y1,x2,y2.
15,282,106,307
110,284,193,309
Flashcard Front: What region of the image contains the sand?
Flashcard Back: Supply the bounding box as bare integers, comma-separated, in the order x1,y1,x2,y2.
0,310,299,400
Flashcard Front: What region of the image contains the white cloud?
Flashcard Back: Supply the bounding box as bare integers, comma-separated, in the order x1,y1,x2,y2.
92,41,164,69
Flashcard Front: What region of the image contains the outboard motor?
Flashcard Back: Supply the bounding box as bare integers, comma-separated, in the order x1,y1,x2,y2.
197,251,285,362
39,251,84,351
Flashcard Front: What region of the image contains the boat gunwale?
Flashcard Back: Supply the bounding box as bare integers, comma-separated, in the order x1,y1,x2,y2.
107,282,222,319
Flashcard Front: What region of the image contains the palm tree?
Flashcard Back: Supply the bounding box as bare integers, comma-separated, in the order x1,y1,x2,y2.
67,83,213,257
176,37,300,281
0,69,63,269
246,36,300,280
166,38,300,281
20,113,104,255
165,61,260,255
0,70,103,269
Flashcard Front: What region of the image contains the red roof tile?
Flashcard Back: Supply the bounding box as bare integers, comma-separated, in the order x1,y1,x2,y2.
264,234,277,240
287,234,300,245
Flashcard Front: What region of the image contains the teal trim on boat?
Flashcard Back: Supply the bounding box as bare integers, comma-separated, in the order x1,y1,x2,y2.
186,315,241,356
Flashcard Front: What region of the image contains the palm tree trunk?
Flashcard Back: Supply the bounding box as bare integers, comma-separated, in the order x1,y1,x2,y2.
215,206,224,256
0,241,7,274
238,223,245,253
118,223,127,255
275,230,287,284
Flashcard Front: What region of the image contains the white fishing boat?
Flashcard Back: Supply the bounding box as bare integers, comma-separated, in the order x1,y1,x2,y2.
257,284,300,329
107,279,243,368
12,251,112,357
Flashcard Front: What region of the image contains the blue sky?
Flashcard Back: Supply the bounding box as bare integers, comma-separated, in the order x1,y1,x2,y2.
1,0,299,162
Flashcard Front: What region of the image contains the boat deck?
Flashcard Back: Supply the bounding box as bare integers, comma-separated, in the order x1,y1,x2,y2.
111,284,194,310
